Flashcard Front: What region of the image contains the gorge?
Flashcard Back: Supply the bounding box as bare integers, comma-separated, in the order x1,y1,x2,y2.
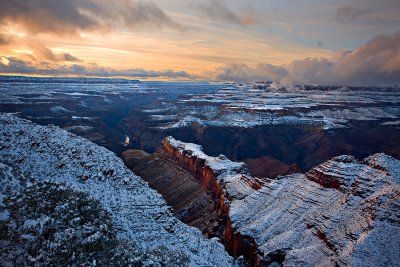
123,136,400,266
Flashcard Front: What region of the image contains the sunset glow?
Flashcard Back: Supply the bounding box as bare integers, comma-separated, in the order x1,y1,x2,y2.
0,0,399,84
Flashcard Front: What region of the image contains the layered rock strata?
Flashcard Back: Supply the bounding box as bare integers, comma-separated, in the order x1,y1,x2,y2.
161,137,265,264
162,136,400,266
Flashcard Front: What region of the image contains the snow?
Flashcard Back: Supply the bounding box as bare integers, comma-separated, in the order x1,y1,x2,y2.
164,137,400,266
169,115,204,128
165,136,248,175
164,136,262,204
63,125,95,132
229,155,400,266
0,113,233,266
306,107,398,127
50,106,71,113
72,116,93,120
147,85,400,130
64,92,93,96
363,153,400,182
381,120,400,126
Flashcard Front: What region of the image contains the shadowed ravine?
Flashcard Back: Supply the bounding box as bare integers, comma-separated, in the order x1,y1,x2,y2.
122,149,222,236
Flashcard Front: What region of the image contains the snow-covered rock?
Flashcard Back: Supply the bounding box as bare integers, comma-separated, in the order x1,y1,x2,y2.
162,136,400,266
146,85,400,130
0,113,233,266
232,155,400,266
162,136,262,199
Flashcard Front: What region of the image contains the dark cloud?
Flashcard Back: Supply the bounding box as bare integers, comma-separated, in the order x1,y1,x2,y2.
196,0,257,26
29,45,81,62
62,53,80,62
0,57,197,79
0,0,186,35
0,33,10,45
215,31,400,86
334,5,373,24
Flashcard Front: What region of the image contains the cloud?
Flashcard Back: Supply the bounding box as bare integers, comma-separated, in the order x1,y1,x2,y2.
214,63,287,82
286,31,400,85
26,42,81,62
0,0,186,35
0,33,80,62
2,29,399,85
334,5,373,24
0,33,10,45
215,31,400,86
0,57,197,79
196,0,257,26
62,53,80,62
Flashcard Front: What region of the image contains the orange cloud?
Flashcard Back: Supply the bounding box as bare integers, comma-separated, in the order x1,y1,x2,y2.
0,32,80,64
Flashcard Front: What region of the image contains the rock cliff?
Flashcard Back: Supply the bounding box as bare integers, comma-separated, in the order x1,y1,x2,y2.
162,136,400,266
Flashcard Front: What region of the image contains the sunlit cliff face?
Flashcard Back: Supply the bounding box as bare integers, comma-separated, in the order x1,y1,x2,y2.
0,0,399,84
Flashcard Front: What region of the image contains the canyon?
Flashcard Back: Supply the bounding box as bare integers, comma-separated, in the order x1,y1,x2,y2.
124,136,400,266
1,78,399,177
1,78,400,266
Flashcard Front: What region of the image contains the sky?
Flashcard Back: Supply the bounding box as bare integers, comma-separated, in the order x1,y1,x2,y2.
0,0,399,85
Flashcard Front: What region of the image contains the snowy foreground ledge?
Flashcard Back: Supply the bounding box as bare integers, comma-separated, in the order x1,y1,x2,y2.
0,113,233,266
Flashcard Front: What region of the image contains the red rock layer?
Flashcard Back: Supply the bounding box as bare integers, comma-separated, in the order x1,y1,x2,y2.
161,139,263,266
305,155,358,191
305,168,342,190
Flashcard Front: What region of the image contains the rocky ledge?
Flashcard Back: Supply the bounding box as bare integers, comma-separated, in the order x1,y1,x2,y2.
162,136,400,266
0,113,233,266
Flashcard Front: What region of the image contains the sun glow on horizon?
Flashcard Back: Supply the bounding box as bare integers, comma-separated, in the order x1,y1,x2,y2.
0,0,399,84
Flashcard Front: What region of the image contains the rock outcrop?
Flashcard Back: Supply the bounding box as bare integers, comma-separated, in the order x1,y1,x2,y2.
0,113,233,266
161,137,266,264
162,136,400,266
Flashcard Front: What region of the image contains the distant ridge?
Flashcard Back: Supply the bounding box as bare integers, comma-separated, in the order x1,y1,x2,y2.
0,75,141,84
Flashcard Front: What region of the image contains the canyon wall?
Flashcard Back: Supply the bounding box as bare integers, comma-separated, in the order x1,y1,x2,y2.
161,136,266,265
122,149,221,236
161,136,400,266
